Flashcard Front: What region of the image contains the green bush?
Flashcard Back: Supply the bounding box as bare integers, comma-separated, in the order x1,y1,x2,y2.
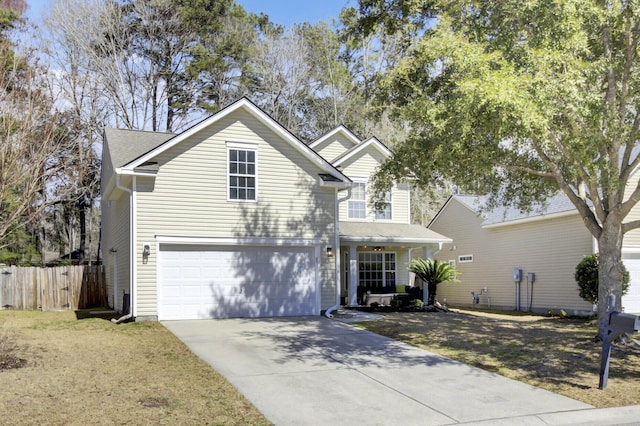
574,254,630,304
411,299,424,308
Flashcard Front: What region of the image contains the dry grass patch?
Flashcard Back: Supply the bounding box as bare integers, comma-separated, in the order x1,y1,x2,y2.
0,310,270,425
353,309,640,408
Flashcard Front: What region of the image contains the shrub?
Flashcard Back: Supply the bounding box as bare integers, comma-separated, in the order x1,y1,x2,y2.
409,258,459,305
574,254,630,304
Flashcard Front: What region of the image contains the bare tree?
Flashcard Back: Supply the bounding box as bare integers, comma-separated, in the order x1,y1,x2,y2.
0,51,68,253
250,27,313,136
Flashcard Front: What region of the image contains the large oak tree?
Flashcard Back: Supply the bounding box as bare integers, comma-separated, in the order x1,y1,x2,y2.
353,0,640,340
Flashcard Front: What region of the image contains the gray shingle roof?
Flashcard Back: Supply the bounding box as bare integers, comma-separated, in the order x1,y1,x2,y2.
340,222,452,243
452,193,577,226
103,128,175,171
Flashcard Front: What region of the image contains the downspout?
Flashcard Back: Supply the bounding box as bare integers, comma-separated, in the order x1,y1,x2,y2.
112,173,134,324
325,187,352,318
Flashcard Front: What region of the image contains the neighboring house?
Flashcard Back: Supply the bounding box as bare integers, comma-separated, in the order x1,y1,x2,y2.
428,193,640,315
309,126,451,307
100,98,451,320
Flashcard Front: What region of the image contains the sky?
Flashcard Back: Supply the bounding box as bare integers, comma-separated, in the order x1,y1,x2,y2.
25,0,354,28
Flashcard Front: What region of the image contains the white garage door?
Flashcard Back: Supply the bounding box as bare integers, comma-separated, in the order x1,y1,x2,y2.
622,257,640,314
158,245,318,320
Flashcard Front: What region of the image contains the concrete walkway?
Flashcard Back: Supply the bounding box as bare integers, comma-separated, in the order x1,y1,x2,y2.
163,317,640,425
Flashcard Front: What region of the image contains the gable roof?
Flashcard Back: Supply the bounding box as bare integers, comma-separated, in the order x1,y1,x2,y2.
431,193,579,229
308,125,360,150
117,97,349,184
103,128,175,172
331,137,393,167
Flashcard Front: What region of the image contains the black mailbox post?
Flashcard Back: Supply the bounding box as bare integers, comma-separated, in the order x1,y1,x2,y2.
599,295,640,389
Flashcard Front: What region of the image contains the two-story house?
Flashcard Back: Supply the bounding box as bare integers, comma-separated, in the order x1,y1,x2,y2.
310,126,452,308
100,98,450,321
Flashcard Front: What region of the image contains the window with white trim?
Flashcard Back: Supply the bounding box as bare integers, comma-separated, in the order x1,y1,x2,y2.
228,147,256,201
374,191,392,220
358,252,396,289
348,182,366,219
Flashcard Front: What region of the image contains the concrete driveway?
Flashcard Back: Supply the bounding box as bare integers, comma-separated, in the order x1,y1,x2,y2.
163,317,639,425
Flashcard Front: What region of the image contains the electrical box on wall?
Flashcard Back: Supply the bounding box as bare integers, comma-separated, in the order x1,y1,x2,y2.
527,272,536,283
512,268,522,282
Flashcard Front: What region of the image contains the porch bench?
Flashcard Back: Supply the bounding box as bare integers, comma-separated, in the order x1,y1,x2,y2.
361,286,421,307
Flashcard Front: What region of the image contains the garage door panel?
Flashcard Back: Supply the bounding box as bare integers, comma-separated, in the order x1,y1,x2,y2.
158,245,318,320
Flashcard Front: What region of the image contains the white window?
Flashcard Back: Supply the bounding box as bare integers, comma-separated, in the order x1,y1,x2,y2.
358,252,396,289
228,146,256,201
458,254,473,263
374,192,392,220
348,182,366,219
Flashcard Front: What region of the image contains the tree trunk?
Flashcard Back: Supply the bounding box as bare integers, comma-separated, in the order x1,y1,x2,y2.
597,219,624,341
78,201,86,263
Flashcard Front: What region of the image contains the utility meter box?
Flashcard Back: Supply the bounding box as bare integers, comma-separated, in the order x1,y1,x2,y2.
609,312,640,333
512,268,522,282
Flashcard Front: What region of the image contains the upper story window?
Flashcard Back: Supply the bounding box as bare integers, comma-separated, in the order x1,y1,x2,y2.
374,192,392,220
228,143,257,201
348,182,366,219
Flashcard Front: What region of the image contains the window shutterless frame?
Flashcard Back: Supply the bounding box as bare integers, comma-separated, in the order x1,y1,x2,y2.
227,141,258,202
348,180,367,219
374,190,392,220
358,251,397,288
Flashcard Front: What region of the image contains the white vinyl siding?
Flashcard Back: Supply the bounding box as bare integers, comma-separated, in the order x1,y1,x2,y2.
134,109,337,318
429,198,593,315
337,146,410,224
623,171,640,246
312,134,357,162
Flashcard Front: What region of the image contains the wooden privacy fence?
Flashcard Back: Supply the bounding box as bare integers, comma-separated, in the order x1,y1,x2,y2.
0,265,107,311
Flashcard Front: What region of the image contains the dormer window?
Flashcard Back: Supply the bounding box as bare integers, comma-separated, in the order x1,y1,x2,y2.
348,182,366,219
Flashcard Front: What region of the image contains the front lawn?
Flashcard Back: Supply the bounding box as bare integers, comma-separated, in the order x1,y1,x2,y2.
353,309,640,408
0,310,270,425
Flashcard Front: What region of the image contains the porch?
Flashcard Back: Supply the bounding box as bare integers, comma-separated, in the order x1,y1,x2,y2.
338,222,452,307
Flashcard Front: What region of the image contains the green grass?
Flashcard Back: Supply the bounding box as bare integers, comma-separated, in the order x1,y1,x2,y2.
353,310,640,408
0,310,270,425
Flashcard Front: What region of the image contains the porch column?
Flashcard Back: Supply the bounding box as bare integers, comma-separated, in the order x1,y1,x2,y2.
349,244,358,306
422,246,430,305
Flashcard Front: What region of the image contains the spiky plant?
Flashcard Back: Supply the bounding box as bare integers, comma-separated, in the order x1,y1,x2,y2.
409,258,459,305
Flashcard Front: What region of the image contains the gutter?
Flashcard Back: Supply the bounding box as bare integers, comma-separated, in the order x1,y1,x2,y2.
111,173,135,323
325,187,352,318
